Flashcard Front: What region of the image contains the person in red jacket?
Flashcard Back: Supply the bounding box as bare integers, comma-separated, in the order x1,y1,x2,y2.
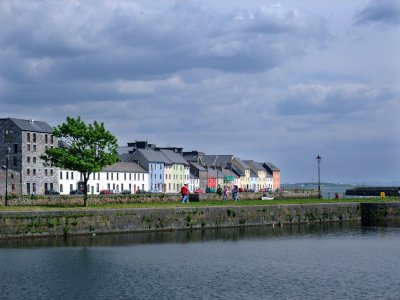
181,184,189,203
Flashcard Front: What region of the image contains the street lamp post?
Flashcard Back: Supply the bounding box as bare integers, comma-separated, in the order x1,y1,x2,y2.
316,155,321,199
5,147,10,206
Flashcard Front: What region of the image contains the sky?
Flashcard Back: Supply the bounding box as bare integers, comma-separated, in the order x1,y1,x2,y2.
0,0,399,184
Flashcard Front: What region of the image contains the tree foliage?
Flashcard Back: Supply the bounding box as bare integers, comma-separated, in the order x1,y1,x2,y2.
41,116,119,206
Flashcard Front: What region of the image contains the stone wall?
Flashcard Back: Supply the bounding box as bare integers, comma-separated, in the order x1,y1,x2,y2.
0,203,361,238
361,202,400,226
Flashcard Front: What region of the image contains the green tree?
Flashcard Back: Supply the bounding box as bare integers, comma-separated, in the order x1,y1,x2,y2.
41,116,119,206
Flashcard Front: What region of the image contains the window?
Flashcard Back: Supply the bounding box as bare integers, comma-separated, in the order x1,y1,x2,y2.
45,169,48,176
27,156,30,163
129,173,131,180
27,133,31,142
129,184,131,191
33,144,37,152
111,173,114,180
44,183,48,191
124,173,126,180
32,183,36,193
121,184,124,190
45,135,48,143
33,157,36,164
50,183,53,190
107,173,109,180
27,168,30,175
117,173,119,180
60,171,63,179
27,144,31,151
13,144,17,153
134,173,137,181
160,174,162,179
27,183,30,194
33,133,36,143
71,172,74,180
96,183,99,192
66,172,69,180
51,135,54,144
93,173,95,180
33,169,36,175
97,173,100,180
142,174,144,181
70,184,73,191
50,169,53,176
13,156,17,166
60,184,63,193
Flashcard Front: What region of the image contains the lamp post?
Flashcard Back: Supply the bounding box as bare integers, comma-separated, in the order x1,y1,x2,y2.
316,155,321,199
5,147,10,206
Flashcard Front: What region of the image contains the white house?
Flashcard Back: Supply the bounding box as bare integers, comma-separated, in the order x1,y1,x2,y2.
59,162,148,195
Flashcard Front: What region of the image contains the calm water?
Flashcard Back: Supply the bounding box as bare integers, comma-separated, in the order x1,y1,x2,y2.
1,224,400,300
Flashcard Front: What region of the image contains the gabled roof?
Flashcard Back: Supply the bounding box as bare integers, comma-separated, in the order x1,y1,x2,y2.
201,154,233,167
221,168,239,179
103,162,146,173
231,164,245,177
190,162,207,171
160,149,189,166
249,170,258,178
5,118,53,133
263,162,280,172
232,157,250,171
127,149,169,166
245,160,266,172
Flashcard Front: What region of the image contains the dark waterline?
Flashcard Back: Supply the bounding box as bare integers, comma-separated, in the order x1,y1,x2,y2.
1,224,400,299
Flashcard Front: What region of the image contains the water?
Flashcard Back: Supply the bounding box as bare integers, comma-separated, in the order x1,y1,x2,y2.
1,224,400,300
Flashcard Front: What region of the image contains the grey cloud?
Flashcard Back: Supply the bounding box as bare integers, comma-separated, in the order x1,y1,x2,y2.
354,0,400,27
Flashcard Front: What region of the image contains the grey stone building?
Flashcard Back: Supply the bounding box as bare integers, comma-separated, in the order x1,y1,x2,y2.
0,118,59,195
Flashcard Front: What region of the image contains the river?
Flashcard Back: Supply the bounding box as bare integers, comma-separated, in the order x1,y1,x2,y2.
0,224,399,299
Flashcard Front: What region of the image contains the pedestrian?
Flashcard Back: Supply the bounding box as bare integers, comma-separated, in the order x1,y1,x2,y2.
181,184,189,203
223,186,228,201
232,185,240,202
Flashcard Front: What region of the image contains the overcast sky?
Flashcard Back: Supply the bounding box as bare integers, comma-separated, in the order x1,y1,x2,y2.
1,0,399,184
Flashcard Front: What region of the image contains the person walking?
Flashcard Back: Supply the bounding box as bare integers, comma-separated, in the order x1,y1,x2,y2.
232,185,240,202
223,186,228,201
181,184,189,203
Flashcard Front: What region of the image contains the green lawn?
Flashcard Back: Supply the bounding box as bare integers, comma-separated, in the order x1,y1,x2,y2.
0,197,398,211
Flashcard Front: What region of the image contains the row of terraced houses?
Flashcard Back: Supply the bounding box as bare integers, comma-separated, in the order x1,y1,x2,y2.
0,118,280,196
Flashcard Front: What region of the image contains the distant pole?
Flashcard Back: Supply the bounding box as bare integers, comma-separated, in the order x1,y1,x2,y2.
5,147,10,206
316,155,321,199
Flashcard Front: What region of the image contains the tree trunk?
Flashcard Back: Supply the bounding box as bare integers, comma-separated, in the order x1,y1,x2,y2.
83,175,89,207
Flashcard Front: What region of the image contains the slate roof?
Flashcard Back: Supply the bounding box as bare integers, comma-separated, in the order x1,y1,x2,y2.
244,160,266,172
160,149,189,166
201,155,233,167
132,149,170,164
221,168,239,179
232,157,250,171
103,162,146,173
249,170,258,178
231,164,245,177
6,118,53,133
263,162,280,172
190,162,207,171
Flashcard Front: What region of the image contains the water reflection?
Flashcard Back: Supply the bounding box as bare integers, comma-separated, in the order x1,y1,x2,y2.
0,222,372,248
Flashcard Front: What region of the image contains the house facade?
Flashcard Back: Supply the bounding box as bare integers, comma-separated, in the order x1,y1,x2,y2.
263,162,281,190
0,118,58,195
59,162,148,195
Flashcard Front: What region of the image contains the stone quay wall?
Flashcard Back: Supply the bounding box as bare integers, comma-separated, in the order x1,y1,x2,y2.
0,190,318,206
360,202,400,226
0,203,360,239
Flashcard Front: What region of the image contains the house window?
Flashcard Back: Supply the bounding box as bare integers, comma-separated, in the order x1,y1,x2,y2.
13,156,17,166
71,172,74,180
111,173,114,180
27,168,30,175
27,156,30,163
70,184,73,191
27,144,31,151
27,133,31,142
33,133,36,143
124,173,126,180
44,183,48,191
51,135,54,144
121,184,124,190
27,183,30,194
66,172,69,180
32,183,36,193
60,184,63,193
129,173,131,180
134,173,137,180
33,157,36,164
107,173,109,180
45,135,48,144
50,183,53,190
32,169,36,175
13,144,17,153
97,173,100,180
50,169,53,176
96,183,99,192
33,144,37,152
117,173,119,180
60,171,63,179
45,169,48,176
